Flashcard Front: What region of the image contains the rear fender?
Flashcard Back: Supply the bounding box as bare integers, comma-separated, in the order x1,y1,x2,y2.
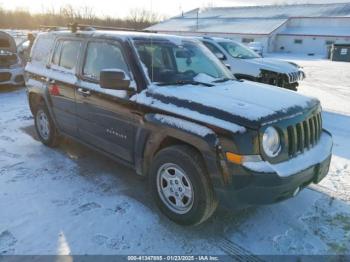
27,83,58,127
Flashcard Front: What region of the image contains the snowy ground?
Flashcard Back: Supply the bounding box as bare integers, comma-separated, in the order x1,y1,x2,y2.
1,55,350,257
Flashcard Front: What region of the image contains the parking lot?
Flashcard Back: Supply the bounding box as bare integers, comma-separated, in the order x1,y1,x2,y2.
0,54,349,256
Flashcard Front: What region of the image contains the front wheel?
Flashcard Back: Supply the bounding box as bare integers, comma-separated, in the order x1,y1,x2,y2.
150,145,218,226
34,103,60,147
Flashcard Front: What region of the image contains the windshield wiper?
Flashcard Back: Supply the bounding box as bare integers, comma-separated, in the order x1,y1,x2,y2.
212,77,235,83
157,80,214,87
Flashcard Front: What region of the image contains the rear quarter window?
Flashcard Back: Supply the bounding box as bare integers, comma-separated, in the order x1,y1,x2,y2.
31,34,56,66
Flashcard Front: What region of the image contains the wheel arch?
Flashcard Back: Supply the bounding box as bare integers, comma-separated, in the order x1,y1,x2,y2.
28,92,45,115
138,114,226,188
27,88,58,128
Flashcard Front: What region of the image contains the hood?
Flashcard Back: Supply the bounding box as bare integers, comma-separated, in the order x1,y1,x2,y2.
133,80,319,131
0,31,17,53
246,57,301,74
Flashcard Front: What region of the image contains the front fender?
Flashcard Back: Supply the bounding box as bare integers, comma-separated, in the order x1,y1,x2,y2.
137,113,227,187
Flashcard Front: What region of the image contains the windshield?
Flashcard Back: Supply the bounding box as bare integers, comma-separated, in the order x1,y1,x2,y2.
219,41,260,59
133,39,233,86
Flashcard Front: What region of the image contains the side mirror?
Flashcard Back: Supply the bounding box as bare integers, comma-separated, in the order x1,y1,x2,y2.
215,52,226,61
100,69,131,90
225,64,231,70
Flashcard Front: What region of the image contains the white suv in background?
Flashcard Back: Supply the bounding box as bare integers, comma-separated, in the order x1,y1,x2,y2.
248,42,264,56
200,37,305,91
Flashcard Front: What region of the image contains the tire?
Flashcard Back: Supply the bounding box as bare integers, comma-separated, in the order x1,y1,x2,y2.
150,145,218,226
34,103,60,147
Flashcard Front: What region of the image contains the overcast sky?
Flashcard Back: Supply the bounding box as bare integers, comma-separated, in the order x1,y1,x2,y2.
0,0,349,18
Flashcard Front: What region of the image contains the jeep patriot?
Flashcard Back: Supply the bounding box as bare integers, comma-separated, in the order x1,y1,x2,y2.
25,27,333,225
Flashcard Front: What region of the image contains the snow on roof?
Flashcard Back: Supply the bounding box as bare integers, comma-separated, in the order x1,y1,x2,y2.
278,26,350,37
148,3,350,35
39,29,191,44
148,18,287,35
178,3,350,19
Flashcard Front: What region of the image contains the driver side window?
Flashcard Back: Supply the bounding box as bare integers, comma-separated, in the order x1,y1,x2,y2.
83,42,130,81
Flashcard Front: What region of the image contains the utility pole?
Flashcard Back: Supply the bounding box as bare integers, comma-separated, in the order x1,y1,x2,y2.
196,8,199,31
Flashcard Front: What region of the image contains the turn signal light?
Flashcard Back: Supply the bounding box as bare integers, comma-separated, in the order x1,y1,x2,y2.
226,152,243,164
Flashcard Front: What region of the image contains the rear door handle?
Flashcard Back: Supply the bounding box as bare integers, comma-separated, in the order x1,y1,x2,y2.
77,88,91,97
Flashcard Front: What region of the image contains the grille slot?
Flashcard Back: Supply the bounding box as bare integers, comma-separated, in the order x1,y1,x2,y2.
0,72,11,82
287,112,322,157
288,71,303,83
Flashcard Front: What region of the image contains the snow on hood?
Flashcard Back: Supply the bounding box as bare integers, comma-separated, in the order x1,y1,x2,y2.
248,57,302,74
132,80,319,131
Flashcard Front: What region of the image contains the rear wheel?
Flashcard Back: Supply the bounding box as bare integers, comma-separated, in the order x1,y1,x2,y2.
150,145,218,225
34,103,60,147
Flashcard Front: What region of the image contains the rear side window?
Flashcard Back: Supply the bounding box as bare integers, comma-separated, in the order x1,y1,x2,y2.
52,40,81,70
83,41,129,80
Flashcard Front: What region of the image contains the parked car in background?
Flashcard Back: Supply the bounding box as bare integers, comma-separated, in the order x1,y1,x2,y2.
0,31,25,87
248,41,264,56
26,27,332,225
200,37,305,91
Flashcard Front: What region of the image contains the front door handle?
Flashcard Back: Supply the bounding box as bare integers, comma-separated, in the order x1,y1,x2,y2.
77,88,91,97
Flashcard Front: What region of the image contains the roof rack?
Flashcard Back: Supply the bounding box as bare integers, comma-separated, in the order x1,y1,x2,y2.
39,23,156,34
39,25,67,32
68,23,145,33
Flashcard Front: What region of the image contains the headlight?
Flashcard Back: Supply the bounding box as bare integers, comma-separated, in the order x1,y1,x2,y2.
262,127,281,158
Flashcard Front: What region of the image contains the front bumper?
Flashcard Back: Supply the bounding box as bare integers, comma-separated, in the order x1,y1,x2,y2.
0,67,25,86
216,131,332,209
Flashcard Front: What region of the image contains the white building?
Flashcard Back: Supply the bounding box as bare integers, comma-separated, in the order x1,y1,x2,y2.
147,3,350,56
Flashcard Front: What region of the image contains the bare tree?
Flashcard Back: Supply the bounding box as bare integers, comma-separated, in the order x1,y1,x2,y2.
0,4,162,30
79,6,96,20
128,8,163,27
59,5,76,20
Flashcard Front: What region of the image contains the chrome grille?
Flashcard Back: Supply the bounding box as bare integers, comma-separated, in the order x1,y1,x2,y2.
287,112,322,157
287,71,303,83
